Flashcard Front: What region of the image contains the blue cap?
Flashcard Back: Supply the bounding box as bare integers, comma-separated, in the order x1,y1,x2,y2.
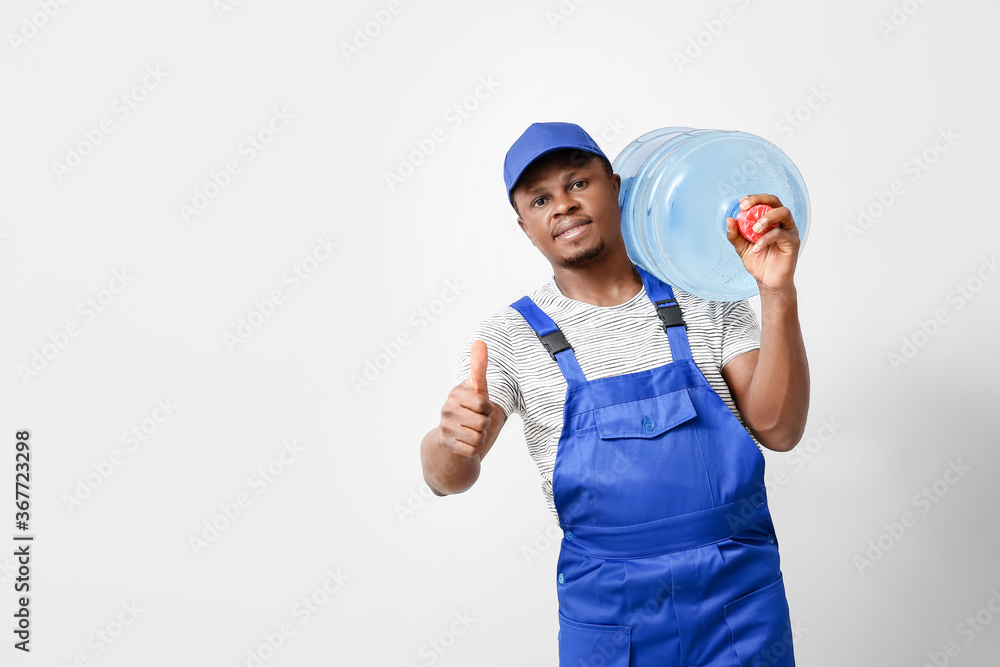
503,122,608,202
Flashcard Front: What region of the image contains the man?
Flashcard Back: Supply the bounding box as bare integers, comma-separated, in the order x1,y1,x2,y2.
420,122,809,666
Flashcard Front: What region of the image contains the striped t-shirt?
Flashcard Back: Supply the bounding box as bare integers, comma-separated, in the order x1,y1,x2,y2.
452,272,763,523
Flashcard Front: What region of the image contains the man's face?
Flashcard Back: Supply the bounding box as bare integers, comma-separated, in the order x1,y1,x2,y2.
512,150,623,269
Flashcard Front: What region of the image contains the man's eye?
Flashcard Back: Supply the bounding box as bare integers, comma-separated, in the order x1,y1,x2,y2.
571,180,586,189
532,197,547,207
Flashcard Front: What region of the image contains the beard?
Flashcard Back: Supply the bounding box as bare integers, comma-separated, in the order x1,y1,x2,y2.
557,238,607,268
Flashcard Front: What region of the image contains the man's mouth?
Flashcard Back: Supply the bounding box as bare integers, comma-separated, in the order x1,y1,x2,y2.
555,219,590,239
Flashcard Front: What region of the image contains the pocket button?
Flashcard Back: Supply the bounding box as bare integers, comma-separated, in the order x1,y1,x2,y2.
642,417,654,431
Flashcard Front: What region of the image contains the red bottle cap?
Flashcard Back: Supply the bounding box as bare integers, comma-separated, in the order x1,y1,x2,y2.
736,204,776,243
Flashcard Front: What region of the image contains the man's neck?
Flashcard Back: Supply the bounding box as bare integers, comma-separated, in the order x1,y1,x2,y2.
551,260,643,307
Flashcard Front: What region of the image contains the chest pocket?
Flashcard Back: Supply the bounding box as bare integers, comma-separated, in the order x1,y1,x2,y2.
594,388,698,439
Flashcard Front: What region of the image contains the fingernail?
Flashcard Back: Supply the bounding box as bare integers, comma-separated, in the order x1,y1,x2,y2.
753,223,761,232
740,201,750,210
752,243,760,253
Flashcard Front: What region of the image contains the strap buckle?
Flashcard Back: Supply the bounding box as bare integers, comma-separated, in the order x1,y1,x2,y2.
537,329,572,361
654,299,686,330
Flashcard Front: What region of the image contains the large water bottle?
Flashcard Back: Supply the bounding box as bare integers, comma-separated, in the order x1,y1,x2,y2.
613,127,810,301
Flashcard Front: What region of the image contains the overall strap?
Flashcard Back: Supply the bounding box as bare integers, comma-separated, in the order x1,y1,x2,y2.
510,296,588,387
635,264,694,361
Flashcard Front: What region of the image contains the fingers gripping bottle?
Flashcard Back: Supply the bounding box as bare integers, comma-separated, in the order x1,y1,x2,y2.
613,127,811,301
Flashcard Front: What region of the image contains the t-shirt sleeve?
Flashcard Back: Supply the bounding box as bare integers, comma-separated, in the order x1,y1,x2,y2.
719,299,762,368
452,310,521,419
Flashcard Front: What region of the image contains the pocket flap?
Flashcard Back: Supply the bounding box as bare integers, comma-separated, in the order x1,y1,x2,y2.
594,389,697,439
558,611,631,665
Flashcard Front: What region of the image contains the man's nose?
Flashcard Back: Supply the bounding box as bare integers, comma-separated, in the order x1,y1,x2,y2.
550,191,579,214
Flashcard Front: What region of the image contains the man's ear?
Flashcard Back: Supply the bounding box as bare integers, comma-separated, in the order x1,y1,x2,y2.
613,173,621,196
516,217,536,247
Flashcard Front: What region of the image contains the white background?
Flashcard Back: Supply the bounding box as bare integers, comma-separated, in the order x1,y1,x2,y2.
2,0,999,665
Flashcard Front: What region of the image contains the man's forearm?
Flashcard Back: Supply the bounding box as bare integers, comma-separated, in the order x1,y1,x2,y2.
421,426,481,496
743,287,810,451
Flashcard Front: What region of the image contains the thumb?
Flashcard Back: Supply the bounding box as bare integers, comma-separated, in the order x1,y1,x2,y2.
725,216,752,258
466,339,489,398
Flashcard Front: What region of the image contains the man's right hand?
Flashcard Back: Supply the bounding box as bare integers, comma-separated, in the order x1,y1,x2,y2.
439,339,496,458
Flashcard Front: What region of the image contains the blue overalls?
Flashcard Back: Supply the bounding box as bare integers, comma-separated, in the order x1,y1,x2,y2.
510,264,795,667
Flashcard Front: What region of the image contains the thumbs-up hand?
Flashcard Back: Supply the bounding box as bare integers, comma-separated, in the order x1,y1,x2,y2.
440,340,496,458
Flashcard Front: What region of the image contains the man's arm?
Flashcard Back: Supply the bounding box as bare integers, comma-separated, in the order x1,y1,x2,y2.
722,289,809,451
722,194,811,452
421,339,509,496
